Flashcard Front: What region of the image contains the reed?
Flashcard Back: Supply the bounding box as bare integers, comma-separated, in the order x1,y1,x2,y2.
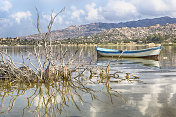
0,8,141,116
0,8,140,87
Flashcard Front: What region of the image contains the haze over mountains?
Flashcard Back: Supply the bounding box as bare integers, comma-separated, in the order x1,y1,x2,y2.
21,16,176,40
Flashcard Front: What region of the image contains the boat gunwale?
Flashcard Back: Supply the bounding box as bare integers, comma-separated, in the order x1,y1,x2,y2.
96,46,162,54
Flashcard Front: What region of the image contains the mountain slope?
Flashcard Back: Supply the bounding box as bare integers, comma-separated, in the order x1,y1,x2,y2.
21,16,176,40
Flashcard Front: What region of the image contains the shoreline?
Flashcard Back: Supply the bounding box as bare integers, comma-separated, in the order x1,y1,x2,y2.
0,43,175,47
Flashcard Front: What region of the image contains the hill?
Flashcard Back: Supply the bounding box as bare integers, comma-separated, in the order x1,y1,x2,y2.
66,23,175,44
21,16,176,40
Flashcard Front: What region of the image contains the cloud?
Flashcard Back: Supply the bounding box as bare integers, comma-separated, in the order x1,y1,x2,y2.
101,0,138,21
3,0,176,38
42,12,63,24
85,3,103,21
132,0,167,16
42,13,51,21
132,0,176,17
11,11,32,24
71,6,85,21
0,0,12,12
0,18,11,29
0,17,36,37
41,12,65,32
98,0,176,22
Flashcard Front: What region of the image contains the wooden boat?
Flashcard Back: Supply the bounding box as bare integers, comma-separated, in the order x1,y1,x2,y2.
96,46,162,58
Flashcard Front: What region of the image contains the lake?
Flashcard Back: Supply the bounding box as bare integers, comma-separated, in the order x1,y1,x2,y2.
0,45,176,117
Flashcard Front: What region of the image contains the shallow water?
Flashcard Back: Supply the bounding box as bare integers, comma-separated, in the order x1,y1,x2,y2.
0,45,176,117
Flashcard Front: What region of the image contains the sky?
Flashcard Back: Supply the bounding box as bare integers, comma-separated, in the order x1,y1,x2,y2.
1,0,176,37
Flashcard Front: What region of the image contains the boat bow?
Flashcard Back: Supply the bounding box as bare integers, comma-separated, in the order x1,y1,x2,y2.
96,46,162,58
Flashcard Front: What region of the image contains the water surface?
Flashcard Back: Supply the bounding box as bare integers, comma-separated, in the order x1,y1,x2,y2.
0,45,176,117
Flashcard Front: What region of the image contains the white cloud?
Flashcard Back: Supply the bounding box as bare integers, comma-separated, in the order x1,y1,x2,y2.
42,13,51,21
3,0,176,37
85,3,103,21
102,0,138,21
153,0,168,11
71,6,85,21
41,12,65,32
42,12,63,24
131,0,176,17
57,15,63,24
0,0,12,12
0,18,11,30
11,11,32,24
132,0,167,15
99,0,176,22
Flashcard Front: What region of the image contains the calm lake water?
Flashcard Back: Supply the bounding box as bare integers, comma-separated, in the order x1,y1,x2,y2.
0,45,176,117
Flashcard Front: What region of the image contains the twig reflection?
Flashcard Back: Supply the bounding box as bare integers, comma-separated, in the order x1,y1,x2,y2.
0,68,140,117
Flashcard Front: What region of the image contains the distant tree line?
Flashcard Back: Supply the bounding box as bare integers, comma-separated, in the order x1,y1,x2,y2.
60,33,175,44
0,38,37,45
0,33,176,46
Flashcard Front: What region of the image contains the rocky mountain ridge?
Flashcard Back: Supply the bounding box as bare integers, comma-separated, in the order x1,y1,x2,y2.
21,16,176,40
74,23,176,44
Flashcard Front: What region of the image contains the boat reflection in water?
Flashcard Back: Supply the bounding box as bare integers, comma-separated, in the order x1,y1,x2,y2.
97,57,160,68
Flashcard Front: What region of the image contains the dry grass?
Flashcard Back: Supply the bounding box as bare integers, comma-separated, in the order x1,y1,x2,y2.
0,8,135,83
0,8,140,116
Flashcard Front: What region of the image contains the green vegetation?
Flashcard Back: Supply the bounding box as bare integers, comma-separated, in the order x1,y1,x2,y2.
0,12,140,115
60,33,175,45
0,38,36,46
0,8,139,84
145,34,164,43
1,33,176,46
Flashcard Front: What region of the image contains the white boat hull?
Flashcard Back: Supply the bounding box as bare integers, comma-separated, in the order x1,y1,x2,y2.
96,46,162,58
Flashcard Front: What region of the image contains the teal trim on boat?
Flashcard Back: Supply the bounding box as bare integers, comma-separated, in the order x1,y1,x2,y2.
96,46,162,58
96,46,162,54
